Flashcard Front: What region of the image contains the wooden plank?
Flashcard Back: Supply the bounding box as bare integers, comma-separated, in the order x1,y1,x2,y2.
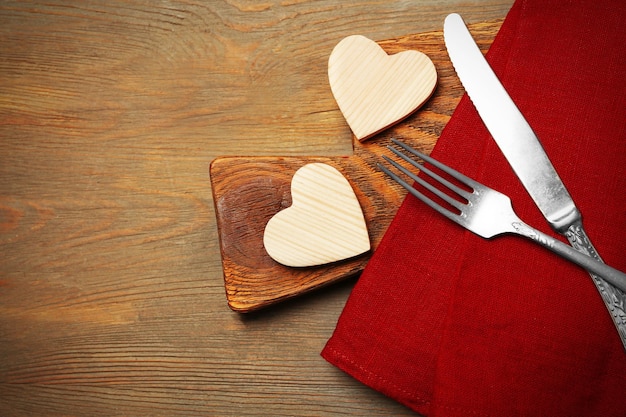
211,19,502,312
0,1,514,415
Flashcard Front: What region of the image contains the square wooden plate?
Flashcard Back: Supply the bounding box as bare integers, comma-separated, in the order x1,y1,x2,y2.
210,20,501,312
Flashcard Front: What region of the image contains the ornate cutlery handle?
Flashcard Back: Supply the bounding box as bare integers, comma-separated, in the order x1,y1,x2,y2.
565,222,626,350
510,221,626,292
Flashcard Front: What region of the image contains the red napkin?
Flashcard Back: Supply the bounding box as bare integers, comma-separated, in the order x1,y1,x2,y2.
322,0,626,415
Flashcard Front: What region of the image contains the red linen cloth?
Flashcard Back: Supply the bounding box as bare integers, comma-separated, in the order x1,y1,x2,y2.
322,0,626,415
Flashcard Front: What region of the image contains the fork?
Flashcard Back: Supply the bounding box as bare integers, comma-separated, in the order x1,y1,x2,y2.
379,139,626,292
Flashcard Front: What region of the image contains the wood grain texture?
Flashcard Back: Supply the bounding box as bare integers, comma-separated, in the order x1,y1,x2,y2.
263,163,370,267
0,1,513,416
328,35,437,140
212,19,502,312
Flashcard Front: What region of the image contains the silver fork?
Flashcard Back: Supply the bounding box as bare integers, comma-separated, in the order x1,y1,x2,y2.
379,139,626,292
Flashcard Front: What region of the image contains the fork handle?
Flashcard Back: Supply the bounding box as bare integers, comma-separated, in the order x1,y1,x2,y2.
511,221,626,292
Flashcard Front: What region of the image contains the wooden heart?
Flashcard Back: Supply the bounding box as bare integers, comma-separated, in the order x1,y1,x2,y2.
263,163,370,267
328,34,437,141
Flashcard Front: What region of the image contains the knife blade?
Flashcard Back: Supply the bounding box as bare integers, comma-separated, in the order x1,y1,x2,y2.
443,12,626,350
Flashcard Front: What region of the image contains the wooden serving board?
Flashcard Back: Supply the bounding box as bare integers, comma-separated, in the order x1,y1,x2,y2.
210,20,501,312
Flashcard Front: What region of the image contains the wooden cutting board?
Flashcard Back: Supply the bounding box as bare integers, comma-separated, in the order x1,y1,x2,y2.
210,20,501,312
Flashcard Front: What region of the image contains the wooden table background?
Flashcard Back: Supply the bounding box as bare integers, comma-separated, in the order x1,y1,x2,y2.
0,1,513,415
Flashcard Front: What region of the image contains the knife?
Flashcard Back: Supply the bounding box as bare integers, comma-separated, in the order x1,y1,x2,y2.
443,13,626,350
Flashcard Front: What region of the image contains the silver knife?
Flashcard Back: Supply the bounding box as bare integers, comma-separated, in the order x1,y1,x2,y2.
443,13,626,350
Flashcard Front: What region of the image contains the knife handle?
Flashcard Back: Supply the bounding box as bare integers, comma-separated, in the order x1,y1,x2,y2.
565,222,626,350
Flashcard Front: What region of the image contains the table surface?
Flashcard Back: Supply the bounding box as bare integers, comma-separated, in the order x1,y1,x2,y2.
0,1,514,416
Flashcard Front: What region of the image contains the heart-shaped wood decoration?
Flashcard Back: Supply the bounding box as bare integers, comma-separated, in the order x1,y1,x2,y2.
328,34,437,141
263,163,370,267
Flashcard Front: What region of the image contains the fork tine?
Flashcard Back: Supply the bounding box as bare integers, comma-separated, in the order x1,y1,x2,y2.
391,138,482,192
377,160,460,223
387,146,473,202
382,154,467,213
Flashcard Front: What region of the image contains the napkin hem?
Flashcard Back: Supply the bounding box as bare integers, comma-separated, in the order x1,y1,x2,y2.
321,345,432,413
323,345,498,417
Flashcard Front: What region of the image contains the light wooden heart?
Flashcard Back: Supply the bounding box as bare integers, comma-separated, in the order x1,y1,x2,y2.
263,163,370,267
328,34,437,141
